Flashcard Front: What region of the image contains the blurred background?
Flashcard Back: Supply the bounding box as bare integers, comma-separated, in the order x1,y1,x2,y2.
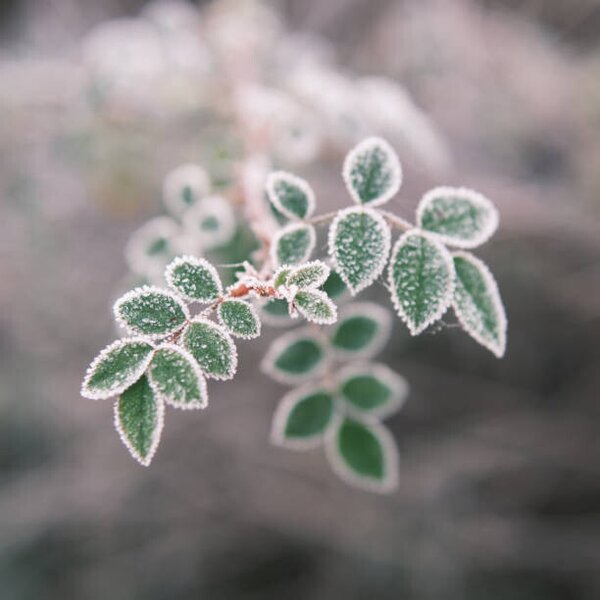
1,0,600,598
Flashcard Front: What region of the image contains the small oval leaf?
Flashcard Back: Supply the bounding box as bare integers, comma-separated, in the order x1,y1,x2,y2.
320,268,347,299
217,299,261,339
163,164,210,216
271,223,316,267
287,261,330,289
266,171,315,220
294,290,337,325
165,256,222,303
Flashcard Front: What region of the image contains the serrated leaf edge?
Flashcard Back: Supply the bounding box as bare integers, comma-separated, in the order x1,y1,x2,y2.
266,171,316,221
217,299,262,339
294,289,338,325
164,255,223,303
270,222,317,268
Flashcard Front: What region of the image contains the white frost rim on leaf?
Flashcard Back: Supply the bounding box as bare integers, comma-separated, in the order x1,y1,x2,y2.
217,299,262,340
113,385,165,467
388,229,455,336
148,343,208,410
324,417,399,494
294,289,338,325
270,383,340,450
182,195,237,250
416,186,499,249
287,260,331,289
163,163,210,217
113,285,190,339
328,206,391,295
266,170,316,221
270,222,316,268
81,337,155,400
330,302,392,358
452,250,507,358
259,298,293,328
342,136,402,207
261,326,330,385
336,361,409,420
184,316,238,381
272,265,293,289
164,255,223,303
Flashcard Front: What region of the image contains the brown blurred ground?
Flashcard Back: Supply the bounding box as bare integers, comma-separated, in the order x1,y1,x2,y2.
1,1,599,599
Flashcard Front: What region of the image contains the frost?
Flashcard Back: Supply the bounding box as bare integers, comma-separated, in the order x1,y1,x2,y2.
328,207,391,295
266,171,315,220
286,261,330,289
260,298,293,327
417,187,499,249
452,251,507,358
271,222,316,267
114,285,189,338
388,230,455,335
182,195,236,250
217,299,261,339
294,290,337,325
165,255,222,303
163,163,210,216
272,265,293,289
342,137,402,207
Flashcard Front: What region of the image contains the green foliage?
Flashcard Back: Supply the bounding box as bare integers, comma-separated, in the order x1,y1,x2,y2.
294,290,337,325
320,269,347,299
165,256,222,303
286,261,330,289
266,171,315,221
330,303,390,356
217,299,261,339
271,222,316,266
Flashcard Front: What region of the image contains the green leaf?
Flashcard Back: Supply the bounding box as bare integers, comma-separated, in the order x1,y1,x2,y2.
342,137,402,206
337,362,408,419
266,171,315,220
287,261,330,289
217,299,261,339
163,164,210,216
260,298,292,326
183,195,236,250
272,266,293,289
114,375,164,466
183,318,238,380
271,223,316,267
328,207,391,295
165,256,222,303
417,187,498,248
452,251,507,357
114,286,189,338
320,269,347,299
326,417,398,493
271,385,336,449
81,338,155,400
147,344,207,410
330,303,391,356
388,230,455,335
262,328,328,384
294,290,337,325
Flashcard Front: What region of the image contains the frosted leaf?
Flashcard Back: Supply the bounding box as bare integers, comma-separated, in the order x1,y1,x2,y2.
163,164,210,217
388,230,455,335
81,337,155,400
165,255,222,303
183,317,237,380
336,362,408,420
330,302,391,357
271,385,337,450
287,261,330,289
114,375,164,466
266,171,316,221
271,223,316,267
182,195,236,250
320,268,347,299
342,137,402,207
260,298,292,327
417,187,499,249
114,286,189,338
217,299,261,339
325,417,399,493
328,207,391,295
452,252,507,358
261,327,329,385
294,290,337,325
147,344,207,410
272,265,293,289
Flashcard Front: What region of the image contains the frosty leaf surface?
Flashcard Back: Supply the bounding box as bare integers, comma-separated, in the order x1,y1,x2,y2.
163,164,210,216
273,266,293,289
342,137,402,207
114,286,189,338
148,344,207,410
417,187,498,248
329,207,391,295
165,256,222,303
271,223,316,267
388,231,454,335
82,338,154,400
183,196,236,250
266,171,315,220
114,375,164,466
294,290,337,325
453,252,507,357
217,299,261,339
330,303,391,357
287,261,330,289
183,318,238,380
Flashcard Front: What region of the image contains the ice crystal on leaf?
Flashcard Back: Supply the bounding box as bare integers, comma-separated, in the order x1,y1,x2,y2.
271,222,316,267
294,290,337,325
165,255,222,303
266,171,315,221
286,261,330,289
217,299,261,339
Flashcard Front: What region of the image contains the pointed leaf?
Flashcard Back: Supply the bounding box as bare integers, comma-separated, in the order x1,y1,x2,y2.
271,223,316,267
148,344,207,410
165,256,222,303
342,137,402,206
326,417,398,493
266,171,315,220
217,299,261,339
163,164,210,216
287,261,330,289
114,375,164,466
81,338,154,400
271,385,336,449
272,266,293,289
452,252,507,357
294,290,337,325
417,187,498,248
388,230,455,335
328,207,391,295
183,318,238,380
